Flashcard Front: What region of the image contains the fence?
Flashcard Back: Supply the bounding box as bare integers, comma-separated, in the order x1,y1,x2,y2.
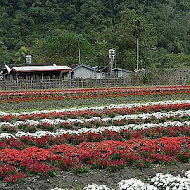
0,77,132,90
0,69,189,90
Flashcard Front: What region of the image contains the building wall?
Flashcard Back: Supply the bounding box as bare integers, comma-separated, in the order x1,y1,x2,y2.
115,70,132,78
166,68,190,84
96,72,103,79
122,71,132,78
73,67,95,79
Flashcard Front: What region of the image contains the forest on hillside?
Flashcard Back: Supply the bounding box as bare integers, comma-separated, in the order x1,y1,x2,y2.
0,0,190,70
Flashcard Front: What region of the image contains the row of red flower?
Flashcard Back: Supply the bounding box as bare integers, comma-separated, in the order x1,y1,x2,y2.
1,125,190,149
1,85,190,98
0,136,190,183
1,102,190,121
1,86,190,103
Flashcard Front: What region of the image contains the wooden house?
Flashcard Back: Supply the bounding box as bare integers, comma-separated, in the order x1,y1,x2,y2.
71,64,103,79
112,68,132,78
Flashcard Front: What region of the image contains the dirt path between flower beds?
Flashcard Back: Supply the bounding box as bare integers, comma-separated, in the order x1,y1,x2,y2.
1,162,190,190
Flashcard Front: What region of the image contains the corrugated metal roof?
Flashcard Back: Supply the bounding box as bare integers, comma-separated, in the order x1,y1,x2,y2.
112,68,132,72
72,64,99,72
12,65,72,72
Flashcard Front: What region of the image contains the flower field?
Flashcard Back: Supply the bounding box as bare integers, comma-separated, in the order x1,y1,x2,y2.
0,85,190,189
1,85,190,104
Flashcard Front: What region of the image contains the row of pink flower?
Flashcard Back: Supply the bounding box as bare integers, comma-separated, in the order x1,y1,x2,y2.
1,102,190,121
2,113,189,133
1,85,190,103
1,124,190,148
0,136,190,183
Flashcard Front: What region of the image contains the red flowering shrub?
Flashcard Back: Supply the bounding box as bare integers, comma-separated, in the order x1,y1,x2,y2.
0,164,27,183
0,137,190,183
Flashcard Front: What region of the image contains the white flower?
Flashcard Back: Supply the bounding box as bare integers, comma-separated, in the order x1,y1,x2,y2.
118,178,157,190
83,184,110,190
185,170,190,178
50,188,65,190
0,133,14,139
151,173,190,189
1,120,189,139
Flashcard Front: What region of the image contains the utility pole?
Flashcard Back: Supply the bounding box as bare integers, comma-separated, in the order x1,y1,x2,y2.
78,48,81,64
78,38,81,64
136,37,139,71
133,19,144,72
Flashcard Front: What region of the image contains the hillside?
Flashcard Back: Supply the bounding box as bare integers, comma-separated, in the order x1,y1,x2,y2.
0,0,190,70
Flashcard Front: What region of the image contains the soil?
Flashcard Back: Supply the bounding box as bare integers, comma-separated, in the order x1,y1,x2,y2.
1,162,190,190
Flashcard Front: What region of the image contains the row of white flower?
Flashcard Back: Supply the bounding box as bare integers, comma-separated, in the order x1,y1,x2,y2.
0,99,190,116
51,170,190,190
0,110,190,129
1,109,190,130
1,121,189,139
